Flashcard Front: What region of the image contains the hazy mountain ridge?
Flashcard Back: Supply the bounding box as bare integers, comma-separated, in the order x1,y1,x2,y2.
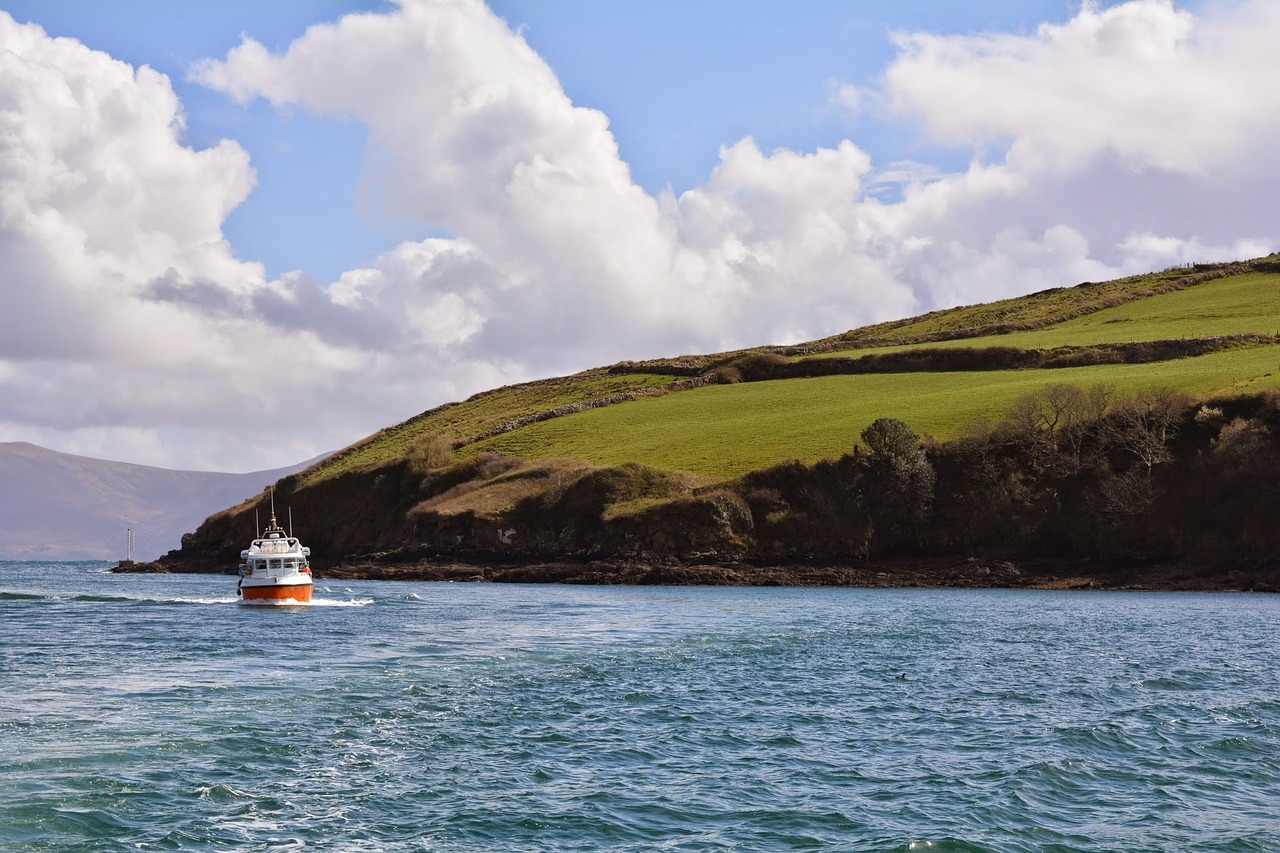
0,442,322,561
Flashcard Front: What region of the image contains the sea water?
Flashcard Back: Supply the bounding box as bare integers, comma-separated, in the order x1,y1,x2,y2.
1,561,1277,852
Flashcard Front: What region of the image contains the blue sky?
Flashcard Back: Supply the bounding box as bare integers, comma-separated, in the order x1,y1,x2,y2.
0,0,1274,471
6,0,1114,283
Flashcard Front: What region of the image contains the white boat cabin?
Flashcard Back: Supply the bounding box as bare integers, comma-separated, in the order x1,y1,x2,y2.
239,522,311,579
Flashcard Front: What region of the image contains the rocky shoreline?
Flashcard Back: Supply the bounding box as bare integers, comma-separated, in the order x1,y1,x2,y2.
115,554,1279,593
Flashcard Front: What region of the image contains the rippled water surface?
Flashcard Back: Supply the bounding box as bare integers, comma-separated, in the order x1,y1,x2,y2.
2,561,1278,851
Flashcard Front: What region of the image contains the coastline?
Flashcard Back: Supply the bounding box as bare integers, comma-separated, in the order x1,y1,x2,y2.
115,554,1279,593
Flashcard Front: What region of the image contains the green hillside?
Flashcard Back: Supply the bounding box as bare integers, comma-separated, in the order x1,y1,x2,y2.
812,269,1280,357
306,257,1280,484
156,254,1280,589
465,343,1280,478
308,368,680,482
794,260,1269,350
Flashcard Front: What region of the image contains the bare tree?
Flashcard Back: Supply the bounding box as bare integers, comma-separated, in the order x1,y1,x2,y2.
1106,388,1189,477
1004,383,1114,475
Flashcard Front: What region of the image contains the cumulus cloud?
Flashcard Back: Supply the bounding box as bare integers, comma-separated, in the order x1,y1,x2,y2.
884,0,1280,176
869,0,1280,300
0,16,255,358
2,0,1279,471
0,11,498,469
0,13,263,466
192,0,919,368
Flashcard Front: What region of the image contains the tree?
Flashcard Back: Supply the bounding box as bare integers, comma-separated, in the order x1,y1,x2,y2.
1003,382,1113,476
858,418,935,549
1105,388,1189,477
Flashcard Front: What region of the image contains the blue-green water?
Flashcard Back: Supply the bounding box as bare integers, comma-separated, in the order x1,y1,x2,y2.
2,562,1277,852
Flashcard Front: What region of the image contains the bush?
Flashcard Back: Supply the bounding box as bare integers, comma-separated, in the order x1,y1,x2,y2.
406,434,456,471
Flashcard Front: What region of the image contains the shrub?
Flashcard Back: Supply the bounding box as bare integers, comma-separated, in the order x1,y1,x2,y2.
406,434,456,471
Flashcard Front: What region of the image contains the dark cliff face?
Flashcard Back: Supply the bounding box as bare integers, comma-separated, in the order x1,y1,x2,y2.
162,460,430,570
163,458,754,571
154,391,1280,594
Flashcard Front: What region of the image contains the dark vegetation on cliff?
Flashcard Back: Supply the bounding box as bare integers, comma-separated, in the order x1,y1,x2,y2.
146,257,1280,590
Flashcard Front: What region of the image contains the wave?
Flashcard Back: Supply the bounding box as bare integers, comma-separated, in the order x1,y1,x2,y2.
0,591,47,601
7,592,143,605
171,596,243,605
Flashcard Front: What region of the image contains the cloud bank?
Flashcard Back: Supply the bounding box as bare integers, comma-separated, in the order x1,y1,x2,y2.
0,0,1277,470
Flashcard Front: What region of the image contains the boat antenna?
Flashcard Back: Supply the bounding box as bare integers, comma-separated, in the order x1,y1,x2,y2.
254,507,259,537
288,506,294,537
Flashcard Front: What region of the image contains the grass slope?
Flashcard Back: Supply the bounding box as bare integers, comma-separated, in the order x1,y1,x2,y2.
798,261,1259,349
302,257,1280,484
465,344,1280,478
813,269,1280,357
302,368,674,484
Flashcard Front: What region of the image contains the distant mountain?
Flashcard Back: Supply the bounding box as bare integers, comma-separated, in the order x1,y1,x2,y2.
0,442,323,561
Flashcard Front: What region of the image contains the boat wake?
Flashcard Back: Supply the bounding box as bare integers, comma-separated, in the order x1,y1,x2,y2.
236,596,372,608
2,590,376,608
3,591,243,606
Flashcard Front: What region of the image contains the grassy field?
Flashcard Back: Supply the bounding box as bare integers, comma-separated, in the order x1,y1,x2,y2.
811,270,1280,357
802,263,1221,348
302,260,1280,485
464,343,1280,478
302,369,674,483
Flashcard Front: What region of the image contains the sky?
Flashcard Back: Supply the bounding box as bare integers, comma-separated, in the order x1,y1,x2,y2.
0,0,1277,473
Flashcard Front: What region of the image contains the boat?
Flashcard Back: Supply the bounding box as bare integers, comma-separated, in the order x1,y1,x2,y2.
237,511,313,604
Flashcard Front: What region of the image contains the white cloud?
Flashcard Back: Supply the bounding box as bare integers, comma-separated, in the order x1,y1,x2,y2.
1117,232,1275,270
193,0,920,364
0,10,499,470
828,81,867,118
2,0,1279,472
868,0,1280,305
883,0,1280,176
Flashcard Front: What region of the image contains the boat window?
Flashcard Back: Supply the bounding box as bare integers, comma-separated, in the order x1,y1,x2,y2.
269,558,283,570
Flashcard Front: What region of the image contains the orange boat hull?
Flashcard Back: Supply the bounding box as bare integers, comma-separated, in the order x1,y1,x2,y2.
240,581,313,603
